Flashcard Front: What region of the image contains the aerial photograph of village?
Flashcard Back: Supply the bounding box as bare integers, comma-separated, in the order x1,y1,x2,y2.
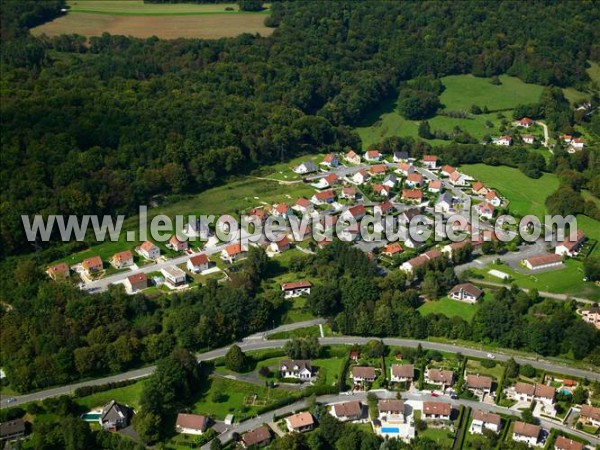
1,1,599,449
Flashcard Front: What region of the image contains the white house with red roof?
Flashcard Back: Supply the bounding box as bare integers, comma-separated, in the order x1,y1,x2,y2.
269,235,291,254
373,184,390,197
311,189,336,205
272,203,292,217
422,154,438,169
522,134,535,144
364,149,382,162
382,243,403,257
428,179,442,193
441,165,456,177
475,202,495,220
294,197,313,214
187,254,210,273
517,117,535,128
569,138,585,152
111,250,134,269
449,171,468,186
485,190,502,207
352,169,370,185
341,186,357,199
555,230,586,257
494,135,512,146
221,243,247,263
139,241,160,260
320,153,339,168
281,280,312,298
406,173,424,188
397,162,415,176
169,235,189,252
345,150,361,165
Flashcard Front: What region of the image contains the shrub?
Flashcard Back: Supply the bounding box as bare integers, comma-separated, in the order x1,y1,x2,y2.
520,365,536,378
481,359,496,368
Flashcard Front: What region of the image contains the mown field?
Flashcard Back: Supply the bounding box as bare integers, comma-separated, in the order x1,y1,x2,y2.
418,297,480,322
32,1,273,39
356,74,545,149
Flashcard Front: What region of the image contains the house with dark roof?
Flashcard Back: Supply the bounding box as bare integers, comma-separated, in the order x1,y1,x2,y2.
465,375,493,395
330,401,364,422
448,283,483,303
422,401,452,420
523,253,563,270
378,399,405,422
512,421,540,446
100,401,132,432
0,418,26,442
351,366,376,384
293,161,318,174
241,426,272,448
126,273,148,292
280,360,313,380
390,364,414,383
469,410,501,434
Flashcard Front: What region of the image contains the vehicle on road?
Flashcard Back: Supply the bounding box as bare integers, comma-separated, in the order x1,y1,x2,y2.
487,353,495,359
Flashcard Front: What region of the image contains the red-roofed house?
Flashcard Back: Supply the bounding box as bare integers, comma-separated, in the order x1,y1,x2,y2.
341,204,366,222
82,256,103,275
286,412,314,433
369,164,387,176
423,154,438,169
382,243,403,256
449,283,483,303
401,189,423,203
294,197,314,214
169,235,189,252
555,231,586,257
517,117,534,128
341,186,357,200
345,150,361,165
272,203,291,217
364,149,382,162
373,184,390,197
475,202,495,220
472,182,488,196
523,253,563,270
175,413,208,435
269,235,291,254
374,200,395,215
311,190,336,205
406,173,424,188
111,250,134,269
187,254,210,273
126,273,148,292
139,241,160,260
281,280,312,298
485,190,502,207
423,402,452,420
352,169,370,185
554,436,583,450
47,262,70,280
321,153,339,168
494,135,512,146
428,179,442,193
397,162,414,176
221,243,247,263
441,165,456,177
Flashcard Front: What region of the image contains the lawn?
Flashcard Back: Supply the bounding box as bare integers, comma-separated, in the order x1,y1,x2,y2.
418,297,480,322
418,426,455,447
76,380,146,411
312,357,345,386
576,214,600,257
66,1,269,15
460,164,559,218
465,359,505,380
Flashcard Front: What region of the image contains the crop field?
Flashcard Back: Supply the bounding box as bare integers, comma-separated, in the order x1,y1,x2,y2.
31,1,273,40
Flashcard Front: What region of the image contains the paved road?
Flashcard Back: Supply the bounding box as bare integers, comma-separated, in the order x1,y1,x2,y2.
467,279,595,304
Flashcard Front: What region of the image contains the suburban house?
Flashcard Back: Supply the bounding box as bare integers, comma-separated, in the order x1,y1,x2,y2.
390,364,414,383
374,200,395,215
311,189,336,205
511,383,555,404
352,169,370,185
465,374,493,395
580,307,600,329
82,256,103,275
522,134,535,144
383,173,398,188
494,135,513,146
428,179,442,193
350,350,360,361
272,203,291,217
533,384,556,405
286,412,314,433
185,218,212,239
169,235,189,252
422,154,438,168
345,150,362,165
110,250,134,269
281,280,312,298
442,240,471,259
397,162,415,176
554,436,583,450
555,230,586,257
139,241,160,260
125,273,148,292
393,151,409,162
472,181,488,195
340,204,366,222
422,402,452,421
378,399,405,423
449,170,468,186
469,410,501,435
364,149,382,162
294,197,313,214
441,165,456,177
221,243,247,263
511,382,536,402
341,186,357,199
579,404,600,427
569,138,585,152
512,421,541,447
321,153,339,168
425,369,454,387
47,262,70,280
435,192,455,213
475,202,495,220
523,253,563,270
322,173,340,188
280,360,313,380
373,184,390,197
351,366,376,384
401,189,423,203
406,173,424,188
401,249,442,274
269,235,291,254
161,265,187,287
517,117,535,128
0,418,26,442
187,254,210,273
293,161,318,174
175,413,208,435
448,283,483,303
247,207,268,224
330,401,364,422
485,190,502,207
382,243,403,257
100,401,132,432
370,164,387,176
241,426,272,448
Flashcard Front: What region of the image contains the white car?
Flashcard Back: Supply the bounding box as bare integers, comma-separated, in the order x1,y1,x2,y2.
486,353,495,359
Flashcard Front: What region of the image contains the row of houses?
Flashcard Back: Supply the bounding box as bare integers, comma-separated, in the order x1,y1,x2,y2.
522,230,587,271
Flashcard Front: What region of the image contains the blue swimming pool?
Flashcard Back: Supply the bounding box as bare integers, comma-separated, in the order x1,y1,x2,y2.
560,389,571,396
81,413,101,422
381,427,400,433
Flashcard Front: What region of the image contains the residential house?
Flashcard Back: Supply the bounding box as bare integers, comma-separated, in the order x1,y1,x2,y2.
246,208,268,224
125,273,147,292
494,135,512,146
472,182,488,196
512,421,540,447
321,153,339,168
522,135,535,144
345,150,362,165
569,138,585,152
378,400,405,422
286,412,314,433
320,173,339,189
435,192,455,213
340,204,366,222
465,375,493,395
401,249,442,274
470,410,501,435
370,164,387,176
139,241,160,260
187,254,210,273
272,203,292,217
399,207,422,225
82,256,103,275
161,266,187,287
169,236,188,252
241,426,272,448
185,218,212,239
373,184,390,197
339,222,361,242
293,161,318,174
341,186,357,200
352,169,370,185
562,134,573,144
441,165,456,177
351,366,376,384
422,402,452,421
382,243,403,257
111,250,134,269
330,401,364,422
533,384,556,405
221,243,247,263
294,197,314,214
485,190,502,207
175,413,208,435
364,150,382,162
425,369,454,387
523,253,563,270
554,436,583,450
311,190,336,205
442,241,471,259
390,364,414,383
350,350,360,361
555,231,586,257
374,200,395,215
393,151,409,162
270,236,291,254
512,382,536,402
579,404,600,427
280,360,313,380
401,189,423,203
476,202,495,220
47,262,70,280
517,117,535,128
449,170,468,186
100,401,132,432
428,179,442,193
397,162,415,176
580,307,600,330
423,154,438,169
406,173,424,188
448,283,483,303
281,280,312,298
383,174,398,188
0,418,26,442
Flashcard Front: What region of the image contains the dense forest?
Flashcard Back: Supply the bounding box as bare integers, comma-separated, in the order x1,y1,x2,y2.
2,1,600,256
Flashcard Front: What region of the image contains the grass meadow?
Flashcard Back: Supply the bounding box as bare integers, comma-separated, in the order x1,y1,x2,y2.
418,297,480,322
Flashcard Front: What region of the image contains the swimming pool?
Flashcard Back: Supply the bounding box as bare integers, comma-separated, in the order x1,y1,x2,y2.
81,412,101,422
560,389,571,396
381,427,400,433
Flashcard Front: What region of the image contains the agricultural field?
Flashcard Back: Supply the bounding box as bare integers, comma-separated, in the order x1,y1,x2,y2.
32,1,273,40
356,74,545,149
418,297,480,322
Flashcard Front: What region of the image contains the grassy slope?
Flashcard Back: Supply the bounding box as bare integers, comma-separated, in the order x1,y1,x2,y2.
67,0,269,15
76,380,146,410
418,297,479,322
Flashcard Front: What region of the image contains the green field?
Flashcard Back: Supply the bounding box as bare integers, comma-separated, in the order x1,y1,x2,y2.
356,74,545,149
66,0,269,16
418,297,480,322
460,164,559,218
417,427,455,447
465,358,504,380
76,380,146,411
577,215,600,257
